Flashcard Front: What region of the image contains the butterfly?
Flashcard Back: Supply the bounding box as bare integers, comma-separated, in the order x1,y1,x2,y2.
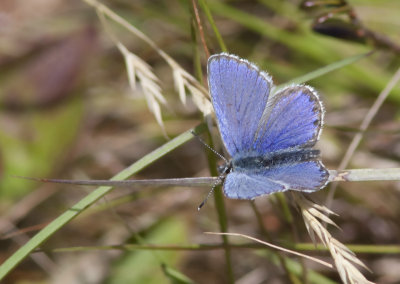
207,53,329,199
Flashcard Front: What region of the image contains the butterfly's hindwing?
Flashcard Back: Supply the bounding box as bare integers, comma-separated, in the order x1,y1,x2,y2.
224,160,329,199
253,85,324,155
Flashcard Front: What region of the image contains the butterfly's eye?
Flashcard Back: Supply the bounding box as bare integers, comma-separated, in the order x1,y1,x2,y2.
217,162,232,175
217,164,227,174
225,165,232,174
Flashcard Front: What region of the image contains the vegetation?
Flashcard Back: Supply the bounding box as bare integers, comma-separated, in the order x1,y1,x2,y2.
1,0,400,283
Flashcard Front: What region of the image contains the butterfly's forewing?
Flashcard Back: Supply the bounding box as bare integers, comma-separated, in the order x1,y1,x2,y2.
223,160,328,199
208,54,272,157
253,85,324,155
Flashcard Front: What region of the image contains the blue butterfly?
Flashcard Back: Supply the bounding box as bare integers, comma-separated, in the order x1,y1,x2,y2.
207,53,329,199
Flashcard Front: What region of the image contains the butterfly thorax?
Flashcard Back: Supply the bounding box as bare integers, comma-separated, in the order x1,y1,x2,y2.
231,149,320,172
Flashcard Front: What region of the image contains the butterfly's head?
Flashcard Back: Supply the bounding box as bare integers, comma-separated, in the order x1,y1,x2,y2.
217,160,233,175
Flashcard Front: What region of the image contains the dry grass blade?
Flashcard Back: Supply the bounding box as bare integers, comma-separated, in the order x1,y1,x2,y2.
326,66,400,207
84,0,213,130
171,66,213,115
188,84,213,115
173,68,187,104
292,193,375,284
205,232,333,269
117,42,166,131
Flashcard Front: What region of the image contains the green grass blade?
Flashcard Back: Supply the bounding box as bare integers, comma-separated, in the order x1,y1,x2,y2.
198,0,227,53
279,51,374,87
162,264,195,284
203,128,234,283
0,124,206,280
207,1,331,61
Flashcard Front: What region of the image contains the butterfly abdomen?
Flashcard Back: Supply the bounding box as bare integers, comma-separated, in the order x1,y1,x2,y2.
232,149,320,171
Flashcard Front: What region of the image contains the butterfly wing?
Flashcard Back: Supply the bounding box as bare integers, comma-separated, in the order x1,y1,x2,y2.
224,85,329,199
208,53,272,157
224,161,329,199
253,85,324,155
208,54,329,199
223,171,284,199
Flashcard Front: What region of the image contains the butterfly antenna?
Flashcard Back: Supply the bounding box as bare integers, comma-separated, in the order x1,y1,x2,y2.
197,168,228,210
190,131,228,164
197,178,219,210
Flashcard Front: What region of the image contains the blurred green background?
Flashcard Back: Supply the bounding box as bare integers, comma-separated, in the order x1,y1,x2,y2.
1,0,400,283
